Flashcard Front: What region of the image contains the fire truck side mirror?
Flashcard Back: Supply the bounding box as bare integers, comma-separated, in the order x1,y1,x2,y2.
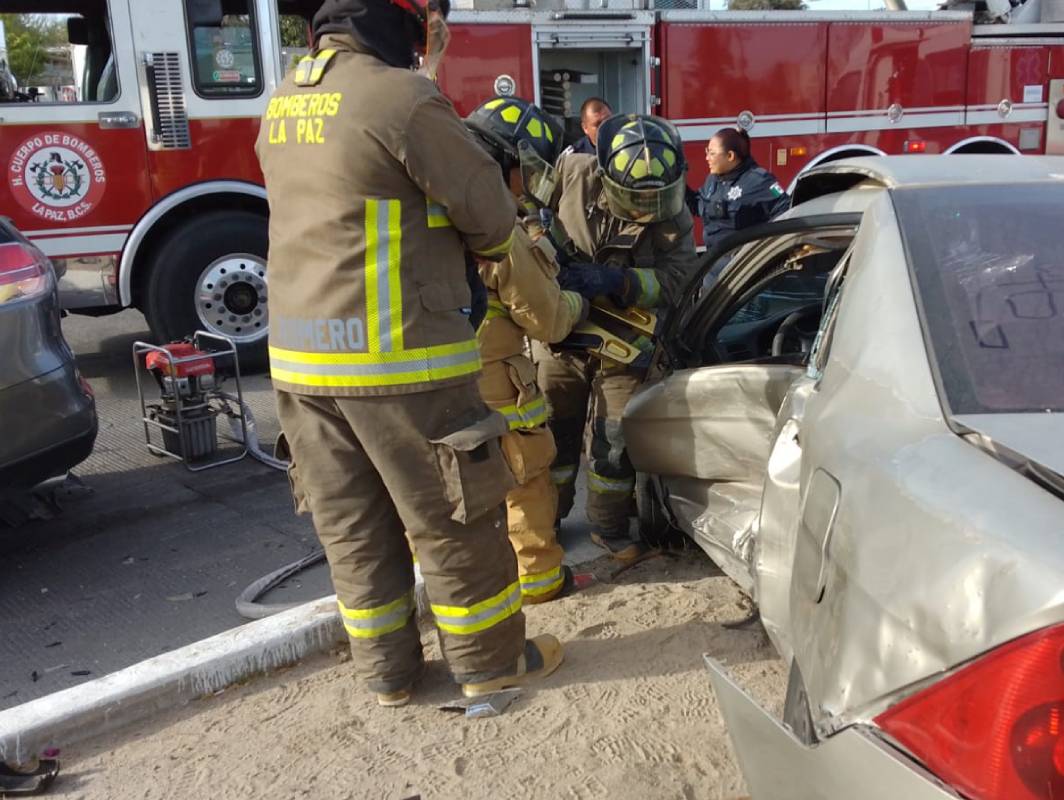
188,0,224,27
67,17,89,46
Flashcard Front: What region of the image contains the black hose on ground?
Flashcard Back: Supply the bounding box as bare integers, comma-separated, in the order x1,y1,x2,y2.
235,549,327,620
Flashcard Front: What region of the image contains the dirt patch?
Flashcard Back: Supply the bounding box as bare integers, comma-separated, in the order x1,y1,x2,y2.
50,549,785,800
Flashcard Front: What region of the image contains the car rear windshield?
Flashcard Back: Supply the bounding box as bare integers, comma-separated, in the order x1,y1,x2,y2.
894,183,1064,414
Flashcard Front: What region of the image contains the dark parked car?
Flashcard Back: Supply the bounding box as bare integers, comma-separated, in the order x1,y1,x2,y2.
0,217,96,492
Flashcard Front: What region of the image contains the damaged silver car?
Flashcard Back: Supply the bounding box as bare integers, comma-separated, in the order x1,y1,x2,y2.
624,156,1064,800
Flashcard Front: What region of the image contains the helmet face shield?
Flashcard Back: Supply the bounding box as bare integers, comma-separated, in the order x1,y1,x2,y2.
601,173,686,224
466,97,563,197
518,139,557,207
595,114,687,223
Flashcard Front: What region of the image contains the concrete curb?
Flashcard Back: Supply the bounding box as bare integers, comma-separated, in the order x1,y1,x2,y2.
0,595,345,764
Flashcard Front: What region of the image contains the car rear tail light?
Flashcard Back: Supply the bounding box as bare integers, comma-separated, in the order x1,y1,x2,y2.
76,371,94,400
0,242,47,303
876,623,1064,800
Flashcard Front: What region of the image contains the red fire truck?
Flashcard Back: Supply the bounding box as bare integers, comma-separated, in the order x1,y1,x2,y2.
2,0,1063,364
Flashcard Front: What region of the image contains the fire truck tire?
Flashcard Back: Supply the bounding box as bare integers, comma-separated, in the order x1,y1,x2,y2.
145,211,269,372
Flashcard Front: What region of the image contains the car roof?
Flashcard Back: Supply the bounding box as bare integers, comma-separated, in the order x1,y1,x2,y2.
792,155,1064,205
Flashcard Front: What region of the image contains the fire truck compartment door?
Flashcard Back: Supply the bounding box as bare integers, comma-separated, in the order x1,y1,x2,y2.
534,16,654,116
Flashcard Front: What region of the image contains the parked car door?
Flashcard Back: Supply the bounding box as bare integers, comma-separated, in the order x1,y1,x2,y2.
624,214,861,595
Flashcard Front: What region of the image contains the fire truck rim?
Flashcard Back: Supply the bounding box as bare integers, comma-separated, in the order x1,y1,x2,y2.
194,254,269,344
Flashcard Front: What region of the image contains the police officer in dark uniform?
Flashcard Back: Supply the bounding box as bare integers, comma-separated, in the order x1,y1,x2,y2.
561,97,612,157
688,127,790,258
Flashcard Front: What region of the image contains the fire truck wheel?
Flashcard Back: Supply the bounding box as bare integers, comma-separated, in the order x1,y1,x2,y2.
145,211,269,372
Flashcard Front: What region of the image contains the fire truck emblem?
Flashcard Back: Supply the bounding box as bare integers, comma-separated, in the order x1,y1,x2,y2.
8,132,107,222
215,48,235,69
33,152,84,200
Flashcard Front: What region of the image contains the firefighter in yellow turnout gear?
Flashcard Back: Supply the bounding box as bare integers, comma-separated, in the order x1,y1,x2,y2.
255,0,563,706
464,97,588,603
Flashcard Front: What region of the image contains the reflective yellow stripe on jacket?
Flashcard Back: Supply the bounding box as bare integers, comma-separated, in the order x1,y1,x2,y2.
431,581,521,635
365,198,403,353
497,395,548,430
474,230,514,259
427,198,452,229
338,590,414,639
294,49,337,86
628,267,662,307
269,196,483,389
483,298,508,322
269,339,481,388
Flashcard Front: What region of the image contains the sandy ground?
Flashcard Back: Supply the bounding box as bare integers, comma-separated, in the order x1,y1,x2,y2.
48,549,786,800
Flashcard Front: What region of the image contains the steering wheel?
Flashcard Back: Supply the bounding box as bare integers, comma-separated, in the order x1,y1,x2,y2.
771,302,823,358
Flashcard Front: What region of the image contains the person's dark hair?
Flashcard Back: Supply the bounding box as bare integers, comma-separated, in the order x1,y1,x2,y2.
713,127,751,161
580,97,612,122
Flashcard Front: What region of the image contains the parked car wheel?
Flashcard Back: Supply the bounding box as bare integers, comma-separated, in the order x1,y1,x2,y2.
144,211,269,372
636,474,685,550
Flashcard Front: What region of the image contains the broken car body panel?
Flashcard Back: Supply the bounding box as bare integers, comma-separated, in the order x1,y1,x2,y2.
704,656,963,800
623,156,1064,791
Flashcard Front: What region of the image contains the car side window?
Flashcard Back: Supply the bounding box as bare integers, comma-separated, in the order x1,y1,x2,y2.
727,271,827,326
806,252,853,381
184,0,262,98
0,8,119,104
713,269,828,363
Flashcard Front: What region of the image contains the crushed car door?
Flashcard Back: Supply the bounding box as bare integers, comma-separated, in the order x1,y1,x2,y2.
623,215,860,592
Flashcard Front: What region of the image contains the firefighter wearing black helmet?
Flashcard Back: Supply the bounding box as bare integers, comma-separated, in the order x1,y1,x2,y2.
255,0,564,708
535,114,699,563
464,96,589,604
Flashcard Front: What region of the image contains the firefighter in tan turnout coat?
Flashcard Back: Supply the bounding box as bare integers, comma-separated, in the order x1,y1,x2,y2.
536,116,700,563
464,97,589,604
255,0,563,706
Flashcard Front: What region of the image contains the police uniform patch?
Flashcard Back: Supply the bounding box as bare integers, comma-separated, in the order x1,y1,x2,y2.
770,182,784,197
727,185,743,201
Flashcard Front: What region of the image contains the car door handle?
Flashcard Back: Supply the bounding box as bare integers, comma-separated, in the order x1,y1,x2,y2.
98,111,139,129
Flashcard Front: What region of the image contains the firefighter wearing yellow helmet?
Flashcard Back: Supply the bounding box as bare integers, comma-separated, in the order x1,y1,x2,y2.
600,115,688,224
534,114,699,563
464,96,589,603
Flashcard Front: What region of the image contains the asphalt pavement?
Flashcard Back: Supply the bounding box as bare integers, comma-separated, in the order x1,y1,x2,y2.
0,310,597,710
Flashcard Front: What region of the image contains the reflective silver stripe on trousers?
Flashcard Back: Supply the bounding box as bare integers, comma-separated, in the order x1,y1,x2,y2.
431,584,522,630
551,465,577,484
520,568,562,592
589,472,635,493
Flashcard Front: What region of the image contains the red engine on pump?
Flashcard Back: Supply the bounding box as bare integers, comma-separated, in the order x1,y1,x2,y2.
138,339,241,466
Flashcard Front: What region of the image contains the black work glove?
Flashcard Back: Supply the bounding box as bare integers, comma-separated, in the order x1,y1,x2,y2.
558,263,626,302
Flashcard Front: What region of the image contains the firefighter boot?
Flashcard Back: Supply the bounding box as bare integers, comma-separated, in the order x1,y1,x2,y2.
377,688,412,707
590,530,645,564
376,660,426,707
461,635,565,698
